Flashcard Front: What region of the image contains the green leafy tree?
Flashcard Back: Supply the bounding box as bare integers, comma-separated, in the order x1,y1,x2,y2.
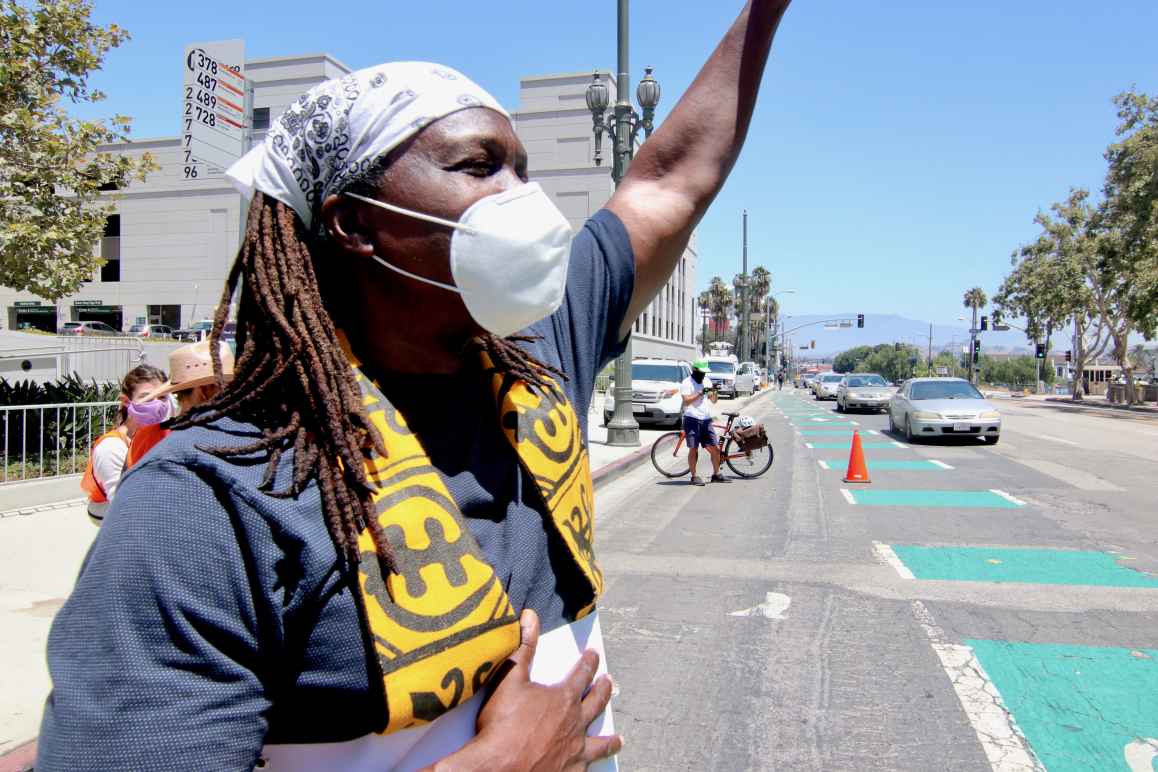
833,345,874,373
0,0,155,299
1102,91,1158,338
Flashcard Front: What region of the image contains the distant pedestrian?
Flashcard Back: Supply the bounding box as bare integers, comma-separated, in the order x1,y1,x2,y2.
80,364,166,525
777,370,785,390
123,340,235,469
682,359,723,485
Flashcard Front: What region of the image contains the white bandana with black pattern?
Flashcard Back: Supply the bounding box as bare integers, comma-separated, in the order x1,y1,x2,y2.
226,61,508,230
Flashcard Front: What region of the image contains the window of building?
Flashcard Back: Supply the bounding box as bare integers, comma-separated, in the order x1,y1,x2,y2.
147,305,181,329
252,107,271,131
100,215,120,282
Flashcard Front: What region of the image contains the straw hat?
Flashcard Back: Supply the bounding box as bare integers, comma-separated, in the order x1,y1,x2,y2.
144,340,235,400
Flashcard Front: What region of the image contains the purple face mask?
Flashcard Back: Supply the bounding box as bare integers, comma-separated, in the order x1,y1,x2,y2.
126,398,170,426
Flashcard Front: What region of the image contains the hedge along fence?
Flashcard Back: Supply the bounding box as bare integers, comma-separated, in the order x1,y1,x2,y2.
1,375,121,484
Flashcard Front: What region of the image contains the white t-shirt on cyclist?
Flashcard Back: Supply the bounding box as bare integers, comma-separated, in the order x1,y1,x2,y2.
680,375,714,421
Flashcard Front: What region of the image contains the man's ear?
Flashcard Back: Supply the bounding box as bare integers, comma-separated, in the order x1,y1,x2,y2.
319,194,374,258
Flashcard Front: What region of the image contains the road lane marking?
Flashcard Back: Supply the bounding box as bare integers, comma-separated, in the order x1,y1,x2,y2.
845,490,1026,508
839,488,856,505
989,489,1026,507
816,459,830,470
1037,434,1079,446
728,591,791,620
929,460,954,469
1125,740,1158,772
969,640,1158,772
892,441,909,448
1000,458,1122,491
888,545,1158,587
806,442,905,449
818,459,952,471
910,602,1042,772
872,541,915,579
804,442,814,449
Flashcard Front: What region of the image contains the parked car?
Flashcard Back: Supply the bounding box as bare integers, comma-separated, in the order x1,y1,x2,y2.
888,377,1002,444
174,320,214,342
735,361,759,396
128,323,174,339
60,321,118,336
813,373,844,400
603,358,691,428
704,356,738,398
836,373,892,412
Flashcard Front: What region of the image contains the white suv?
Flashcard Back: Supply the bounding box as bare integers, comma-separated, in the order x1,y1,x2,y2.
603,359,691,428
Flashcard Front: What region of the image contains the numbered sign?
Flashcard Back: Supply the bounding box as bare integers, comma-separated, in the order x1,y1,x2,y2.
181,40,248,180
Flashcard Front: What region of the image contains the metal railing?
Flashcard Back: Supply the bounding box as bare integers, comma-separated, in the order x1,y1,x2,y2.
1,401,120,484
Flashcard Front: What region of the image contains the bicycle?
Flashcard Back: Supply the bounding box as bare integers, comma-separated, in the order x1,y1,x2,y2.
650,410,774,479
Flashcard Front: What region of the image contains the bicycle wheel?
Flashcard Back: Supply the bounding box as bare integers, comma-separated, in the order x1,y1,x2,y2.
723,437,774,478
650,432,691,478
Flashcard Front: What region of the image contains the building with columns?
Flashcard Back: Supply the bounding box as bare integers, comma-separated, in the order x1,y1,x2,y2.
3,58,697,365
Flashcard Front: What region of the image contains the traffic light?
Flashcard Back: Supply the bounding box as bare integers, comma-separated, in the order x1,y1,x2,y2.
857,313,865,328
894,342,902,351
980,316,988,331
1034,343,1046,360
1065,349,1072,362
972,339,981,362
810,340,816,349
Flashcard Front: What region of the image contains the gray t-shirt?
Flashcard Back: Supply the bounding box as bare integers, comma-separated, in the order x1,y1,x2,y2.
37,209,635,770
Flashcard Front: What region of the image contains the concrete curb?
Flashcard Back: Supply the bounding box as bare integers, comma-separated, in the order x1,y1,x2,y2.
1043,396,1158,415
591,387,774,490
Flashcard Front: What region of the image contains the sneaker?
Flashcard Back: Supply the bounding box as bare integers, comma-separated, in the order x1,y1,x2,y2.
690,475,706,486
710,473,727,483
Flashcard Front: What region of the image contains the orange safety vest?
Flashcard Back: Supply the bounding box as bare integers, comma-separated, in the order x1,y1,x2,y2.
124,423,169,470
81,428,129,504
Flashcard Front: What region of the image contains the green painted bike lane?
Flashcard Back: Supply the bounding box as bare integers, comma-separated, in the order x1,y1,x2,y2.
969,640,1158,772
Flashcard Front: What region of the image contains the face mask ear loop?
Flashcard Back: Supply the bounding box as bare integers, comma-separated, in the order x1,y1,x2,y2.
343,192,481,236
369,254,461,293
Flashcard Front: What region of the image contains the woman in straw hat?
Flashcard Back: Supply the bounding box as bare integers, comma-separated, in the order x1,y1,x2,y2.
40,2,794,769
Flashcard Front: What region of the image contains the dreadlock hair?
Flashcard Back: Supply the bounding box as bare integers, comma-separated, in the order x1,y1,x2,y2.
169,183,565,574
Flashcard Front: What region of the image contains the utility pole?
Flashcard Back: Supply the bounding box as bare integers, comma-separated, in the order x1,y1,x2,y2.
969,304,979,385
927,321,933,375
739,210,750,362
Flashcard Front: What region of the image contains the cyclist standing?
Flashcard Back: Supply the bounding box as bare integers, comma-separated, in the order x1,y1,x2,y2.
681,360,724,485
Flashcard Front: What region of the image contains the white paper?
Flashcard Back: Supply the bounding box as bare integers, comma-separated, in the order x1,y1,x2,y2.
259,612,617,771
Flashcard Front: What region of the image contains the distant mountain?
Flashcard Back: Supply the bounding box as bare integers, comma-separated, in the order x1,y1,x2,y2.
775,313,1073,357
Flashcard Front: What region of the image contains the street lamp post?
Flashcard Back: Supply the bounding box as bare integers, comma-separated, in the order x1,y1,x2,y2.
586,0,661,447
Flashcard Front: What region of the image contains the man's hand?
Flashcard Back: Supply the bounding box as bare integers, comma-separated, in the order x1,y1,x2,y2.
608,0,794,339
431,610,621,771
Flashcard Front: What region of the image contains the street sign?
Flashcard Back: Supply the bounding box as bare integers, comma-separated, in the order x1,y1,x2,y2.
182,40,248,180
73,299,104,306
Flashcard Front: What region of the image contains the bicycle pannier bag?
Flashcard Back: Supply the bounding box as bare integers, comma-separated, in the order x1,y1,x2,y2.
734,423,768,451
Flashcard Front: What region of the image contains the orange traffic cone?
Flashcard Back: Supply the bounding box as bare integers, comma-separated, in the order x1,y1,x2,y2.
843,430,871,483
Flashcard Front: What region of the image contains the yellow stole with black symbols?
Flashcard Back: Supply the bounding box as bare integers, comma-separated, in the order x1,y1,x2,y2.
349,348,602,735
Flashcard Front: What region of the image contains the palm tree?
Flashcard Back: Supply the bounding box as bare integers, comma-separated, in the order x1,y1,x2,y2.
698,290,712,354
747,267,772,360
963,287,988,383
706,276,733,347
962,287,988,329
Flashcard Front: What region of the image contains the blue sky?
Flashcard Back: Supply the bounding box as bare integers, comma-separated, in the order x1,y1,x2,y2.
75,0,1157,327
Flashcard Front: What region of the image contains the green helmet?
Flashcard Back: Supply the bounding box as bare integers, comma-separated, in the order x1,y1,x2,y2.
692,359,709,371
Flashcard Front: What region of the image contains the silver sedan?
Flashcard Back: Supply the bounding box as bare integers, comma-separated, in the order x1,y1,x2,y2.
888,378,1002,444
836,373,892,412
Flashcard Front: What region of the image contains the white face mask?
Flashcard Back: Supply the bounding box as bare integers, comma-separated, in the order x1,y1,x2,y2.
344,183,573,338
